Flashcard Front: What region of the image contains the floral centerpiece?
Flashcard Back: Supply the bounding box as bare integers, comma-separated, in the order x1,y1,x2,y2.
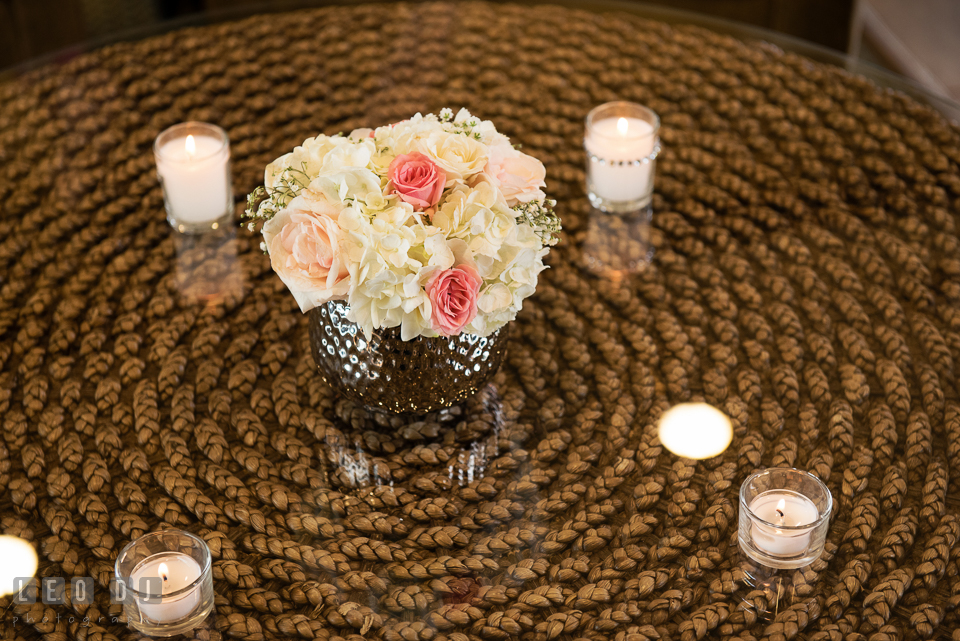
244,108,560,340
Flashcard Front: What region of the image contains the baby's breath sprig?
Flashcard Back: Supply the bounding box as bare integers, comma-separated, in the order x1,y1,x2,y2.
514,199,562,246
242,164,310,222
244,186,269,220
444,111,484,141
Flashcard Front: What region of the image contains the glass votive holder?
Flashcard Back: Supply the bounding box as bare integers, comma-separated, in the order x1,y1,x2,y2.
584,101,660,214
154,122,233,234
738,468,832,570
732,557,821,623
115,530,214,637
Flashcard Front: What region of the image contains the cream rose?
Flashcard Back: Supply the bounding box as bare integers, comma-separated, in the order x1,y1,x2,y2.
417,130,488,183
262,205,349,312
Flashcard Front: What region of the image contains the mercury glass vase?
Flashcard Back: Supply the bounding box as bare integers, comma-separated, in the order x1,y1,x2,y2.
308,301,509,414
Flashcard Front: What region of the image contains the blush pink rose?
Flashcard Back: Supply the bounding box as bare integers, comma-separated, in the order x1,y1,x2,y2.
388,152,446,210
426,263,482,336
265,208,349,310
485,141,546,206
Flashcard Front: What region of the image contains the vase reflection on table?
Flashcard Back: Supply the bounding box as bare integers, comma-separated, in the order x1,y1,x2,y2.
318,382,507,489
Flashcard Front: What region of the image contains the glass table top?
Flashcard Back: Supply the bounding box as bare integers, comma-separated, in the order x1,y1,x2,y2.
1,2,959,639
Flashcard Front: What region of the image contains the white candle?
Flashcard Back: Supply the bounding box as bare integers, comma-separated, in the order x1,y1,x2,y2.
0,536,38,597
155,124,231,226
749,490,819,557
585,116,657,203
130,553,202,622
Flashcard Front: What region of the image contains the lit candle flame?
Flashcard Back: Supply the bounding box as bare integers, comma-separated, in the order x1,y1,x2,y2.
185,135,196,157
616,117,629,136
775,498,786,523
158,562,169,582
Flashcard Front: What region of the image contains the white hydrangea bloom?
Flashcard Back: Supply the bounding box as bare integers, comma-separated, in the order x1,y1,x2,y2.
308,168,382,205
432,179,508,240
417,227,457,270
265,135,351,189
318,138,376,174
346,265,432,341
478,282,512,314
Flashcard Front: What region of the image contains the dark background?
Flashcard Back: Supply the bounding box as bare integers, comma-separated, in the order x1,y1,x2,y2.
1,0,858,70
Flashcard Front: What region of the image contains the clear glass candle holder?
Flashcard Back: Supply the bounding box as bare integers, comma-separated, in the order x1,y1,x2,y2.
738,468,832,570
115,530,214,637
584,101,660,214
154,122,233,234
731,557,821,624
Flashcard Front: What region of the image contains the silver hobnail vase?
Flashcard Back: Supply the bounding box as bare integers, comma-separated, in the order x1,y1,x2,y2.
308,301,509,414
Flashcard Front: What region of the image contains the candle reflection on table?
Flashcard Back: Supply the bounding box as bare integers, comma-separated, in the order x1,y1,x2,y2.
580,207,654,278
658,403,733,460
173,223,245,306
0,536,38,597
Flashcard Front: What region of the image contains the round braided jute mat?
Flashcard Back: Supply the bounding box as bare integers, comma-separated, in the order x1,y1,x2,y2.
2,2,960,640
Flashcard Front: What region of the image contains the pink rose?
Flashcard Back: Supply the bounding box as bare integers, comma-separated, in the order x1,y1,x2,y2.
263,207,349,311
426,263,482,336
485,141,546,206
388,152,446,209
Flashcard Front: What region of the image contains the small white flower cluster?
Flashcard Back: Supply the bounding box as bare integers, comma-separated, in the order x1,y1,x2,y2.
246,109,560,340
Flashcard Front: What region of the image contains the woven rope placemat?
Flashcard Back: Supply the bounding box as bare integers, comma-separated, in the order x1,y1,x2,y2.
1,2,960,639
